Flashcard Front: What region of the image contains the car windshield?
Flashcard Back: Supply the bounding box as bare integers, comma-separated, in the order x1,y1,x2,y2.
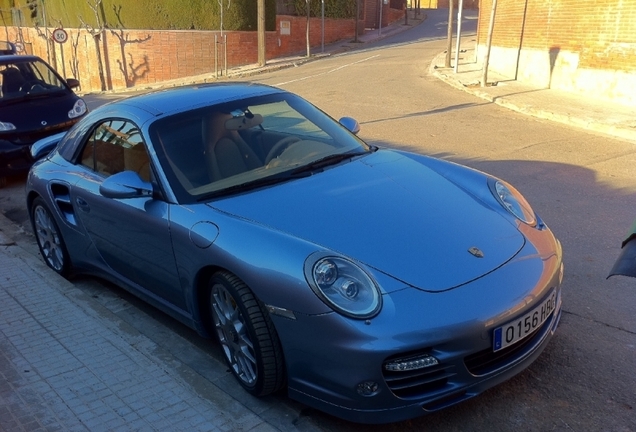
150,92,370,203
0,58,67,102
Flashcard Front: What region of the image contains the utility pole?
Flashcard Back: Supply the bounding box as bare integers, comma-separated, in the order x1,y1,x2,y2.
378,0,383,37
257,0,265,66
445,0,454,68
354,0,360,42
453,0,463,73
481,0,497,86
404,0,408,26
321,0,324,52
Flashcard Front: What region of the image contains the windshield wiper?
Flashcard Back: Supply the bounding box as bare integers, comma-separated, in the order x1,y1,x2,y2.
197,170,312,201
290,149,371,175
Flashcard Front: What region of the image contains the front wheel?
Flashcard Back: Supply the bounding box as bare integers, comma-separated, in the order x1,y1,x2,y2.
31,197,70,277
208,271,285,396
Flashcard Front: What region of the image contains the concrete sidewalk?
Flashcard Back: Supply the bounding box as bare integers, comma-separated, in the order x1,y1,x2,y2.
430,48,636,143
0,212,279,431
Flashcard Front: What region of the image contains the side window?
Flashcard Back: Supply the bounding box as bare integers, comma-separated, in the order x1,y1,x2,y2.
80,120,151,181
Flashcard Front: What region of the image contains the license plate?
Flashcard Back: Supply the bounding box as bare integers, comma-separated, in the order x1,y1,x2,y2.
493,291,557,352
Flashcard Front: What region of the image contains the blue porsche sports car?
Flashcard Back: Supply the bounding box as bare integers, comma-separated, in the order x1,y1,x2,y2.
26,83,563,424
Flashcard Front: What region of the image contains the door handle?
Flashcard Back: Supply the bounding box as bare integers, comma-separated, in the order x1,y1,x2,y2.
76,197,90,212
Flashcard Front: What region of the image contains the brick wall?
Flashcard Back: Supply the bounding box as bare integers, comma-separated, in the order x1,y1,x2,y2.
364,0,405,28
476,0,636,105
5,15,360,93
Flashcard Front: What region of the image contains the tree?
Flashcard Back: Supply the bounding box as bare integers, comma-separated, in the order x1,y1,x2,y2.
111,5,151,88
257,0,265,66
79,0,108,91
218,0,231,35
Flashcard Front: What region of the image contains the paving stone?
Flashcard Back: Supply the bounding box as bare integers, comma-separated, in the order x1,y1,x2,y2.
0,238,275,431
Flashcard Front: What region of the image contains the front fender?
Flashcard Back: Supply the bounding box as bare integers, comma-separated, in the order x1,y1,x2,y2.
169,204,335,317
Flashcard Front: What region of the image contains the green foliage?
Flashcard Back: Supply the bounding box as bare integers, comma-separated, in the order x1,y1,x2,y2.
0,0,276,31
291,0,358,19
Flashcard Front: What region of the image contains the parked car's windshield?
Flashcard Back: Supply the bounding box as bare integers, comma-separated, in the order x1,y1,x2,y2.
150,93,370,203
0,58,67,102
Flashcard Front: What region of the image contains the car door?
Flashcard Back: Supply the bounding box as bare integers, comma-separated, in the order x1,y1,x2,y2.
70,118,186,309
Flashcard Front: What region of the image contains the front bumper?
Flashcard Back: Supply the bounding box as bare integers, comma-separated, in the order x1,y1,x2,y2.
0,139,33,176
273,229,563,424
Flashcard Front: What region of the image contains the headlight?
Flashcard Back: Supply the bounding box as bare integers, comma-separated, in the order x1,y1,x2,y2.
0,121,16,131
68,99,87,119
304,252,382,319
489,178,536,226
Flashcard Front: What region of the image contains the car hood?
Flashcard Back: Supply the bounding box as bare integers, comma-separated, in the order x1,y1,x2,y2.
0,91,78,134
209,150,525,292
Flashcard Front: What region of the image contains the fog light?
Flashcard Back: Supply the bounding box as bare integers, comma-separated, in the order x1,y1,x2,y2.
356,381,379,397
384,354,439,372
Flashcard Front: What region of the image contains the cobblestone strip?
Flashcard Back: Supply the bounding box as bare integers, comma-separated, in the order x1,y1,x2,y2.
0,244,273,432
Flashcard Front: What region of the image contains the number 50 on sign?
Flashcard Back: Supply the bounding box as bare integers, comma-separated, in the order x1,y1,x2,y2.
52,28,68,44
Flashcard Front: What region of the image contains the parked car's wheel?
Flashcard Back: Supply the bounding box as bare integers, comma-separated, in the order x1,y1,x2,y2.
31,197,70,277
209,271,285,396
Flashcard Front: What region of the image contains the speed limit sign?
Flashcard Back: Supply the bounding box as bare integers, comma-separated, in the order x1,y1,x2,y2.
52,28,68,44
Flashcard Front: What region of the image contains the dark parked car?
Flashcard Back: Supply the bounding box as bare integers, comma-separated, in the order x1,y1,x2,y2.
26,83,563,424
0,51,87,186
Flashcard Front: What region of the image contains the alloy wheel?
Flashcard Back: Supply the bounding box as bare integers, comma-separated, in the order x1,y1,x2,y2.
33,205,65,272
211,282,258,386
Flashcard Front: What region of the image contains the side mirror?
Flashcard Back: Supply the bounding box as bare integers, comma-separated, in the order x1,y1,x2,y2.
30,132,65,160
99,171,153,199
66,78,80,90
608,234,636,279
339,117,360,135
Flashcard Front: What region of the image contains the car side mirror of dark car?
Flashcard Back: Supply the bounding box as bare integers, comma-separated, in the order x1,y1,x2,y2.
30,132,65,160
66,78,80,89
339,117,360,135
99,171,154,199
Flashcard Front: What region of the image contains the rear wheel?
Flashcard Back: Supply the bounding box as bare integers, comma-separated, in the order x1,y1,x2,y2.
31,197,70,277
208,271,285,396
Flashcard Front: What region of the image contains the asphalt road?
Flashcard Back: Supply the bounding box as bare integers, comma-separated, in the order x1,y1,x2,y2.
1,9,634,431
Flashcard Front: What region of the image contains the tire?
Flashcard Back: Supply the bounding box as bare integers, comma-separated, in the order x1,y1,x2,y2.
31,197,70,277
208,271,285,396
